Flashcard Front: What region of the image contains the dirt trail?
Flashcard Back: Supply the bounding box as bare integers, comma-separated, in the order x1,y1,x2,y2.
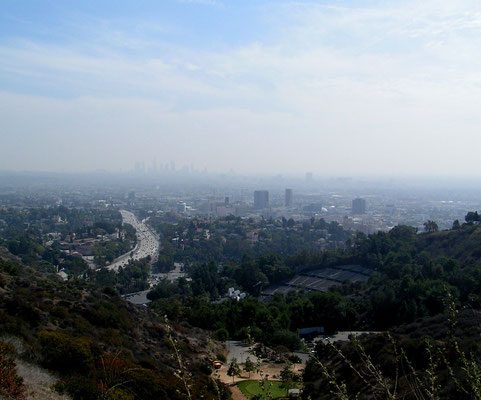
16,360,69,400
229,385,248,400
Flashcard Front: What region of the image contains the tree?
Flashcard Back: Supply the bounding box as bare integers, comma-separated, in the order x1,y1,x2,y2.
242,326,255,346
465,211,480,224
288,354,302,368
280,364,296,394
214,328,228,342
227,358,241,383
423,220,438,233
244,357,255,378
452,219,461,230
270,330,301,352
234,261,268,296
465,211,481,224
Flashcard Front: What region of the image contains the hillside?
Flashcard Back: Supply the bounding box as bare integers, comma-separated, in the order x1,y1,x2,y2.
328,223,481,330
417,224,481,266
300,222,481,399
0,252,229,400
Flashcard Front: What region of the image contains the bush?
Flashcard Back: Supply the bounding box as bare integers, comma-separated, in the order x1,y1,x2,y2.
214,328,229,342
54,378,102,400
38,331,100,373
0,341,26,400
0,259,21,276
102,286,119,297
83,302,122,328
5,297,41,326
123,368,185,400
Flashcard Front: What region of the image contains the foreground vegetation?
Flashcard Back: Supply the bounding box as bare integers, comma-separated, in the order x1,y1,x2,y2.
0,256,229,400
304,301,481,399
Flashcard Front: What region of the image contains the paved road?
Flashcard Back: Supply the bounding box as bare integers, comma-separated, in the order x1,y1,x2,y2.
226,341,259,364
124,263,188,305
320,331,380,343
107,210,160,271
123,290,151,305
153,262,187,282
225,341,309,364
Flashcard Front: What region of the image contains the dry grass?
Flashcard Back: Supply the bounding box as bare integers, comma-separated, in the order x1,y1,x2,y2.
15,360,70,400
1,336,69,400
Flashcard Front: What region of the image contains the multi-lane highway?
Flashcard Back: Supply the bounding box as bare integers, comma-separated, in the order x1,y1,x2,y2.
107,210,160,271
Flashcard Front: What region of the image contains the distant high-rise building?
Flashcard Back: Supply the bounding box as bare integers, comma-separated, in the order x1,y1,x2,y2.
285,188,293,207
254,190,269,209
235,204,248,217
305,172,313,182
352,198,366,215
225,196,230,205
176,202,186,214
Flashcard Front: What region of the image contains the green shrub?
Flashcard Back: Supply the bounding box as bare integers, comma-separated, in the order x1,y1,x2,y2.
102,286,119,297
54,378,102,400
5,296,41,326
0,341,26,400
38,331,100,373
0,259,21,276
83,302,121,328
123,368,185,400
214,328,229,342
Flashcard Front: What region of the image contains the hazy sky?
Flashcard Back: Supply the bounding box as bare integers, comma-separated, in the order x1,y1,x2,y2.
1,0,481,176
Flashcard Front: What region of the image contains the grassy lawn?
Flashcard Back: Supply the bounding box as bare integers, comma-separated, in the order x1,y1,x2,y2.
237,380,296,399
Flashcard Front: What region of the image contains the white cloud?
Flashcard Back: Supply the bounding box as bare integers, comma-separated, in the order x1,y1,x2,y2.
1,0,481,175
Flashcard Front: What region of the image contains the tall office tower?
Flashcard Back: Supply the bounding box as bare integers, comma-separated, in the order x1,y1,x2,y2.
254,190,269,209
176,202,186,213
352,198,366,215
285,188,293,207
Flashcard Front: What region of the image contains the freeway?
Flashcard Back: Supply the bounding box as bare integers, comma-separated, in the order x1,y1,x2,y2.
107,210,160,271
